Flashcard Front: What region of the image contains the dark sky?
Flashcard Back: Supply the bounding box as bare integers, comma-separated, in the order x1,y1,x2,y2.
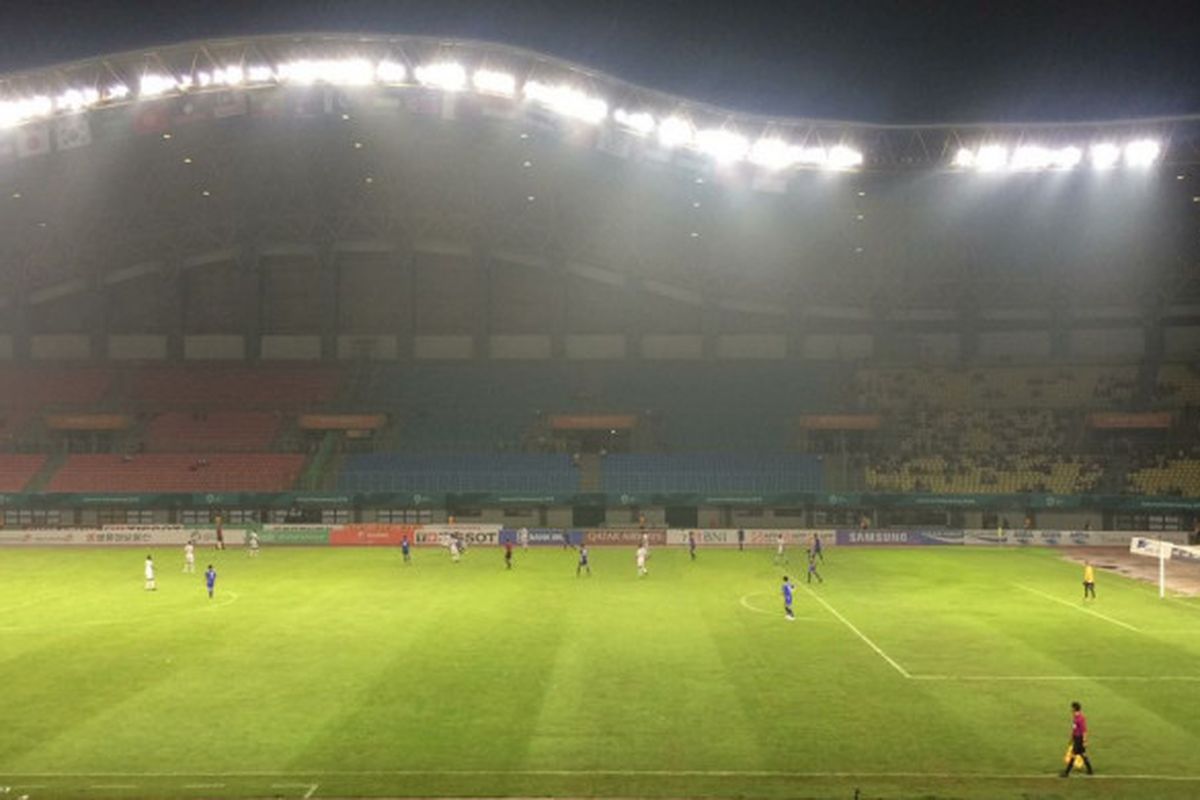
3,0,1200,124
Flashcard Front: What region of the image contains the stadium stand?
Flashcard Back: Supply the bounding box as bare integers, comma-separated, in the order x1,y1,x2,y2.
129,365,339,410
338,453,579,493
0,367,114,409
851,365,1138,410
46,454,306,492
144,411,283,452
867,454,1103,494
0,454,48,492
1155,363,1200,407
603,453,823,494
1125,457,1200,497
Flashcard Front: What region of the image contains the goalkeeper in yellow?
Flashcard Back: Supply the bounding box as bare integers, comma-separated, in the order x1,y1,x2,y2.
1082,560,1096,600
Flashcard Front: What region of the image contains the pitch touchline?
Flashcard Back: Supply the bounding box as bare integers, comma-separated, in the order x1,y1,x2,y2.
1015,584,1141,632
911,674,1200,682
800,586,911,678
7,770,1200,782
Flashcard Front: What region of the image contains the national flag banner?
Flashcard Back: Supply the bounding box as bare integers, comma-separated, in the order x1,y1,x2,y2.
16,123,51,158
132,103,171,134
54,114,93,151
212,91,249,119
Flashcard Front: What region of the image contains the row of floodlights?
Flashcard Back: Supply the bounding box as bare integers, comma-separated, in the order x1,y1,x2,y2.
0,58,863,171
952,140,1162,171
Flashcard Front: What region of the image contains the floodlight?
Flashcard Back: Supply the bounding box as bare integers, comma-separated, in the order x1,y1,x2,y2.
1053,146,1083,169
657,116,693,148
795,147,828,166
1124,139,1161,167
213,66,244,86
974,145,1008,171
375,61,407,84
523,80,607,124
415,62,468,92
277,59,373,86
749,138,796,170
614,108,656,135
473,69,517,97
106,84,131,100
952,148,975,168
246,65,276,83
0,97,52,129
139,74,178,98
1089,142,1120,170
55,88,99,112
695,128,749,163
827,145,864,170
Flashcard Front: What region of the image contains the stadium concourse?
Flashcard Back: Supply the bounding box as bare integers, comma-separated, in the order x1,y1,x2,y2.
1,31,1200,800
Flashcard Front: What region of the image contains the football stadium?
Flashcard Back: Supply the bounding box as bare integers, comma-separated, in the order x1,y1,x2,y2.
2,27,1200,800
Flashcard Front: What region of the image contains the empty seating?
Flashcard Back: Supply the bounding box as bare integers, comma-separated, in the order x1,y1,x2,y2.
145,411,282,451
130,366,339,409
47,454,306,492
0,454,47,492
339,453,579,493
603,453,822,494
867,455,1103,494
1126,458,1200,497
0,367,113,409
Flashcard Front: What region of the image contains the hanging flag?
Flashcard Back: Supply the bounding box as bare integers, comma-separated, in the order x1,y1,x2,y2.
16,124,51,158
54,114,93,151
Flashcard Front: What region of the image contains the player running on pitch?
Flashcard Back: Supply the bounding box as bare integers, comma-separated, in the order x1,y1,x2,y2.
204,564,217,599
247,530,260,558
806,549,823,583
449,536,461,563
810,532,824,563
519,527,530,550
687,530,697,561
1082,560,1096,600
1061,701,1094,777
183,541,196,573
576,544,591,577
401,535,411,564
505,540,514,570
781,575,795,620
774,533,787,565
636,544,648,577
144,555,157,591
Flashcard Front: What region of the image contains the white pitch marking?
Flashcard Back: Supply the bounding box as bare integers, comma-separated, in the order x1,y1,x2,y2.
89,785,137,789
911,674,1200,682
182,783,225,789
1015,584,1141,632
801,586,911,678
271,783,317,798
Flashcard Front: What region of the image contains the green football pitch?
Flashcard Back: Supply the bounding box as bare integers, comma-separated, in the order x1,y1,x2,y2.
2,545,1198,800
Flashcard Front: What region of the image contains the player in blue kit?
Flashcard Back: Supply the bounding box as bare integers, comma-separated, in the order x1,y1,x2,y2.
807,550,823,583
781,576,795,620
577,545,591,577
400,536,411,564
204,565,217,599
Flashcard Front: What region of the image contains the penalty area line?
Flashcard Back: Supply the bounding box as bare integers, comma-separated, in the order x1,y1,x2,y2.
800,586,911,678
1015,584,1141,632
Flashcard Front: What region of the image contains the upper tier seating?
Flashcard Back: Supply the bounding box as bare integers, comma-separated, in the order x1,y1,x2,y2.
0,454,47,492
338,453,579,493
852,365,1137,410
144,411,282,452
603,453,823,494
130,365,339,409
866,454,1103,494
47,454,306,492
0,367,114,409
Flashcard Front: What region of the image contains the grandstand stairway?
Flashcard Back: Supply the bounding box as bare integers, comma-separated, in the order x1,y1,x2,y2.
578,453,603,492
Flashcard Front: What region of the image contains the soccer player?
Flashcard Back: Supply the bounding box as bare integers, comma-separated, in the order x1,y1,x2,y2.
561,530,570,549
636,544,648,577
247,530,260,558
183,541,196,573
144,555,157,591
214,514,225,550
401,535,411,564
811,533,824,562
687,530,697,561
1061,701,1094,777
737,528,745,551
204,564,217,599
505,540,514,570
807,549,823,584
577,545,591,577
449,536,461,563
519,527,530,550
781,575,795,620
774,533,787,565
1083,560,1096,600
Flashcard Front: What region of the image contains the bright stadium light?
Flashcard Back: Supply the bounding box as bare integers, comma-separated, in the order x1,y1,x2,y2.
0,96,52,128
1124,139,1161,167
472,68,517,97
415,62,468,92
952,148,976,168
1089,142,1121,170
375,60,407,84
695,128,749,163
1010,145,1081,171
974,145,1009,172
212,65,244,86
827,144,864,170
139,73,179,98
613,108,656,135
523,80,608,124
657,116,693,148
748,138,795,170
795,146,828,167
54,88,100,112
246,65,276,83
277,59,373,86
1053,145,1083,169
105,83,131,100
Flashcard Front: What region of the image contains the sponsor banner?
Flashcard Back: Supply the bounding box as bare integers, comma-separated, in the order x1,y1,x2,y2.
0,527,248,546
583,528,667,546
836,529,965,546
415,525,503,547
666,529,835,547
499,528,584,547
1088,412,1173,430
329,524,418,547
258,525,332,545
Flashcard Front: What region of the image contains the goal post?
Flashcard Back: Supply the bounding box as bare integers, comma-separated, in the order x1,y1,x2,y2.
1129,536,1200,598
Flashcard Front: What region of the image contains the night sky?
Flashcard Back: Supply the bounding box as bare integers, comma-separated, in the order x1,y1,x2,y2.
3,0,1199,124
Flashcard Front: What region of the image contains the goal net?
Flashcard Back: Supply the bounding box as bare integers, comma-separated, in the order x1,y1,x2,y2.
1129,536,1200,598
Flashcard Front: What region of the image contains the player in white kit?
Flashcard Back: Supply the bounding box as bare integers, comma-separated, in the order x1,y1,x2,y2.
183,541,196,573
144,555,157,591
247,530,260,557
519,527,530,550
636,544,648,577
449,537,461,563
